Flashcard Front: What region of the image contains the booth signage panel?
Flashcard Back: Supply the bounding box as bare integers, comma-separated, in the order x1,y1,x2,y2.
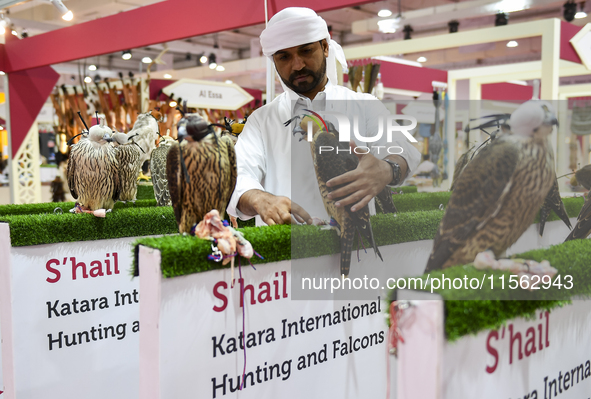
443,300,591,398
148,258,389,398
570,23,591,71
162,79,254,110
0,233,141,398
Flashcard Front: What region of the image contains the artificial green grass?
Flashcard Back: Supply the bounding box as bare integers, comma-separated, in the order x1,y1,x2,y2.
1,206,178,246
0,200,158,216
132,195,585,279
136,184,156,200
391,192,450,213
394,186,417,194
1,193,583,251
134,225,291,278
388,239,591,341
390,192,584,221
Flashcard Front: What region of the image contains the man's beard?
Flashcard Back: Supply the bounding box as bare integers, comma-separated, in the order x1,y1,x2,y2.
280,57,327,94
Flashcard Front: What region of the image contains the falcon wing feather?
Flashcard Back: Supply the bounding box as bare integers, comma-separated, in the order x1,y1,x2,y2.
166,142,183,226
67,148,78,199
426,138,520,272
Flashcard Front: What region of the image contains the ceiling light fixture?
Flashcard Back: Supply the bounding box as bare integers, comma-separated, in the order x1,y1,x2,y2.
417,56,427,63
121,50,132,60
209,53,217,69
403,25,413,40
495,12,509,26
216,65,225,71
448,20,459,33
0,13,10,35
141,56,152,64
575,2,587,18
377,19,399,33
507,40,518,47
0,71,6,75
163,73,172,79
225,80,233,84
496,0,529,13
84,76,92,83
50,0,73,21
169,100,177,107
200,55,208,63
564,0,577,21
88,64,97,71
378,9,392,17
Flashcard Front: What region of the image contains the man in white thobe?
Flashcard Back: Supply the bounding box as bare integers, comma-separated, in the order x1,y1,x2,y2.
227,7,421,226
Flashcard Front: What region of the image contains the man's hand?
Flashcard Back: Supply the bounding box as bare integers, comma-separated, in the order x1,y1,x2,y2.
237,189,312,226
326,142,408,212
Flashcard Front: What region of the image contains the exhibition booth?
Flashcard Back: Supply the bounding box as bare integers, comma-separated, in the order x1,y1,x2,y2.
1,1,591,398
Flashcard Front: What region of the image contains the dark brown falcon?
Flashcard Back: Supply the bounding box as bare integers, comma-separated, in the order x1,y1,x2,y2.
426,101,558,272
565,165,591,241
295,116,382,277
538,175,571,236
166,114,237,234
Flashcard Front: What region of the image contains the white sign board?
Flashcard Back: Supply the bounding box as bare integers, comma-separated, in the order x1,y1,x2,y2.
162,79,254,110
443,300,591,398
139,247,390,399
0,224,140,399
570,23,591,71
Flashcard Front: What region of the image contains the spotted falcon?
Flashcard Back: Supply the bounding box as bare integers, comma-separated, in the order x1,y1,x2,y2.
67,120,120,210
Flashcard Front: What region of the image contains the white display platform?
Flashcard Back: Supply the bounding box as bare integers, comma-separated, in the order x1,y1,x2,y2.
138,245,390,399
136,218,574,399
396,296,591,399
0,223,141,399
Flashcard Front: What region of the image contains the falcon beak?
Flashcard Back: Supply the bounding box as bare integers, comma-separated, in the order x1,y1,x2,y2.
102,133,114,142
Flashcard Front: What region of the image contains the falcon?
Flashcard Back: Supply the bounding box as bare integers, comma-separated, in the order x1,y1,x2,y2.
112,132,142,202
166,114,237,234
425,101,557,272
453,113,569,236
128,110,161,181
564,194,591,241
538,175,571,236
150,135,175,206
565,164,591,241
294,116,382,277
67,119,120,211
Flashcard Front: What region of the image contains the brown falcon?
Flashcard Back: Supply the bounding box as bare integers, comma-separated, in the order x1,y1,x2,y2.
128,110,160,181
67,120,120,211
538,175,571,236
112,132,142,202
150,135,175,206
166,114,237,234
565,165,591,241
564,194,591,241
294,116,383,277
425,101,557,272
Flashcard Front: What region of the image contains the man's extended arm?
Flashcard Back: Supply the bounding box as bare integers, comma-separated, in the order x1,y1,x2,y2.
238,189,312,226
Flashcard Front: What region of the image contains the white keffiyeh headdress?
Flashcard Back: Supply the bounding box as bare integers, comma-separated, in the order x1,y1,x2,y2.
260,7,347,87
